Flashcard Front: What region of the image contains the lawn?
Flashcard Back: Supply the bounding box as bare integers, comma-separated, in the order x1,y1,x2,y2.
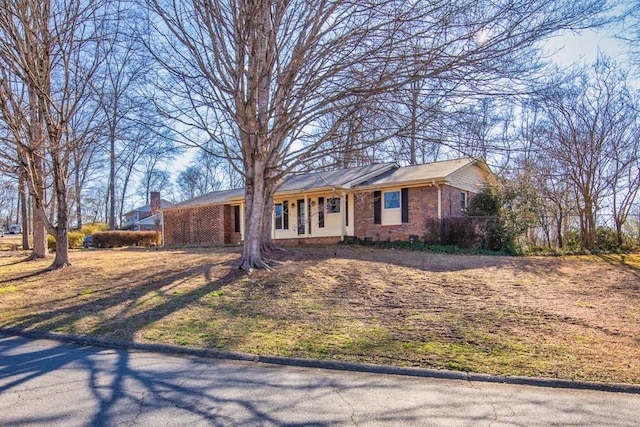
1,239,639,385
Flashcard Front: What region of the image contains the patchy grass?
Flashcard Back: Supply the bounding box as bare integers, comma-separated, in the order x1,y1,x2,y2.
1,245,639,385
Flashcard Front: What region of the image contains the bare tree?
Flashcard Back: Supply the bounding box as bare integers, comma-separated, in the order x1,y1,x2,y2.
91,2,157,230
542,56,637,249
0,0,108,268
148,0,615,271
176,151,229,200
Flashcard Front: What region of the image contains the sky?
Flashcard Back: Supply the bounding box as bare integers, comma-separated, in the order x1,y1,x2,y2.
545,27,632,70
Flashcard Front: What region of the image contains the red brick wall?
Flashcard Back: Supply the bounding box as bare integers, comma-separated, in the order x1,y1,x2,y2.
275,236,341,245
163,185,478,246
164,205,226,246
353,185,475,241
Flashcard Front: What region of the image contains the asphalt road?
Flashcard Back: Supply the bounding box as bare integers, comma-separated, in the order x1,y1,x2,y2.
1,334,639,426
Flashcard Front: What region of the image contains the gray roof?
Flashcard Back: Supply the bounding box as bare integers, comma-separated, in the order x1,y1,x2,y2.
124,199,173,216
166,159,488,209
167,188,245,210
166,163,396,210
359,158,488,187
278,163,396,192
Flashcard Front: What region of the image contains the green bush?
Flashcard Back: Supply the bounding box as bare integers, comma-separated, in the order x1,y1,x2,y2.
92,231,159,248
596,226,620,252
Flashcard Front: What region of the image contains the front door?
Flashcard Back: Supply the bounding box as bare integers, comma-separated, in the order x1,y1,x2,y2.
297,199,305,235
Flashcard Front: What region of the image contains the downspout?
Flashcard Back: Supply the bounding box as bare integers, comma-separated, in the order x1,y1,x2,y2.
435,181,442,220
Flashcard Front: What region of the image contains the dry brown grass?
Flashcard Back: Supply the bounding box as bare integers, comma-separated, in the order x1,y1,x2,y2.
1,242,639,384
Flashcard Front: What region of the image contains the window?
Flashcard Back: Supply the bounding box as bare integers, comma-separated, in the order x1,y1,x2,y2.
318,197,325,228
327,197,340,213
282,201,289,229
461,192,467,211
274,201,289,230
275,203,283,230
384,191,400,209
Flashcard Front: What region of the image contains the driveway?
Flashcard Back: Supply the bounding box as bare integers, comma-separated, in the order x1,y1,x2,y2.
1,334,638,426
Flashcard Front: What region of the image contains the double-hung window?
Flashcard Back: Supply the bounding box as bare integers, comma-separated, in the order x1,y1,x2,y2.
384,191,400,209
374,189,409,225
274,201,289,230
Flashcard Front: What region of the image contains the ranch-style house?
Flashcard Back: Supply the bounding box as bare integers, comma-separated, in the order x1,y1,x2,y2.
161,158,494,246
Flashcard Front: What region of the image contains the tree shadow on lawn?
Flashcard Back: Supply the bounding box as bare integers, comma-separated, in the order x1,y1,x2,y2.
4,260,246,346
0,268,52,285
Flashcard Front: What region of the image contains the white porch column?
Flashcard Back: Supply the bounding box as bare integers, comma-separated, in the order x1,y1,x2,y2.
340,193,346,240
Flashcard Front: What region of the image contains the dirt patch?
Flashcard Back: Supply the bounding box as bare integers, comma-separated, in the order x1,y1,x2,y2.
1,245,638,384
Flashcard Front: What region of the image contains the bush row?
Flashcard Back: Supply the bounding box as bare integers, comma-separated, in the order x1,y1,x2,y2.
423,216,505,252
92,231,160,248
47,224,159,251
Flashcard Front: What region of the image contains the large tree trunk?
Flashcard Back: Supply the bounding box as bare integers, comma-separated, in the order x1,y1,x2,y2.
30,199,48,259
260,176,281,255
19,172,30,250
50,157,71,269
28,154,48,260
235,159,272,272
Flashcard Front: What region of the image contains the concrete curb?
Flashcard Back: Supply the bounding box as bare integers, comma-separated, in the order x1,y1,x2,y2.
2,327,639,395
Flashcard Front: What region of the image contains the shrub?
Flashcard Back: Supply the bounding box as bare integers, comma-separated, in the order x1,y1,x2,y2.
68,232,84,248
47,235,56,252
596,226,619,252
92,231,159,248
47,231,88,251
80,222,109,236
424,216,508,252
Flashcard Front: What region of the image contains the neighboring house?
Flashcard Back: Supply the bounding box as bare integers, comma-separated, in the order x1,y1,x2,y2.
122,192,172,231
162,158,494,246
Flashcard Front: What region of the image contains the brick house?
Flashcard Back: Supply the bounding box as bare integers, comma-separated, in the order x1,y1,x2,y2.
122,191,172,231
161,158,494,246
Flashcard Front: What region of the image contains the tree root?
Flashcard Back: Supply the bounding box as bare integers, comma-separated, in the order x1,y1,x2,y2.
233,256,273,273
26,253,49,262
47,261,72,270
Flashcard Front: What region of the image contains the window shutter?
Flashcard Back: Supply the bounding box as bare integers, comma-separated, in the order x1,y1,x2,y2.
233,205,240,232
401,188,409,223
345,194,349,227
373,191,381,224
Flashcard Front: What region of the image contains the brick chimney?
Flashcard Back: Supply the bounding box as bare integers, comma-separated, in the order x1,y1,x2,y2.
150,191,161,215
